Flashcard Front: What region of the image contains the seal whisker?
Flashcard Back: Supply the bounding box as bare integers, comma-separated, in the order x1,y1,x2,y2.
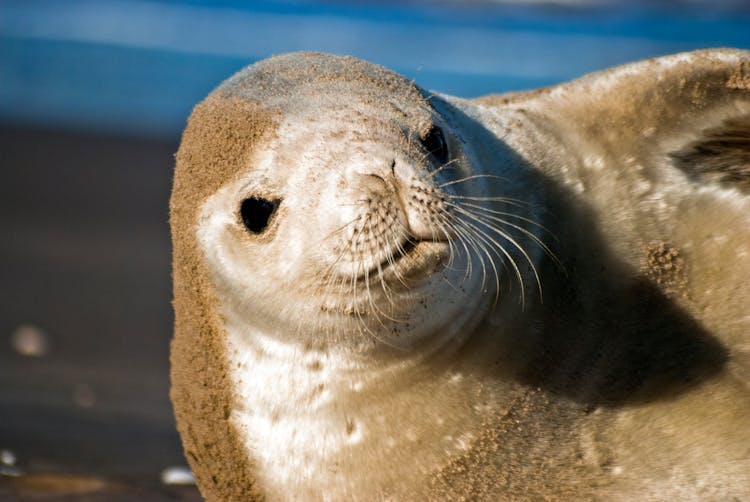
452,204,541,305
326,267,354,328
360,217,410,326
455,205,536,284
449,194,530,207
453,209,529,306
383,231,413,290
336,217,371,325
431,210,462,272
458,201,555,235
450,218,484,284
316,243,355,295
352,266,408,350
317,214,368,294
350,252,372,338
420,158,462,182
460,204,561,273
432,208,472,280
376,207,414,290
429,216,466,296
446,199,560,272
324,214,364,241
451,208,503,287
441,205,490,283
450,215,502,302
438,173,508,188
372,232,405,313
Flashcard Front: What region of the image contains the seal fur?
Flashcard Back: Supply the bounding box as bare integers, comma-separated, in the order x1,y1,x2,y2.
170,95,274,501
171,50,750,500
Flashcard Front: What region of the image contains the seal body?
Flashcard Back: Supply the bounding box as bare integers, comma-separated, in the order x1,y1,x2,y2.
170,50,750,500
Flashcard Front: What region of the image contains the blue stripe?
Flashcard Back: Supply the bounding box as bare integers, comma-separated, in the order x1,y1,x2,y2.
1,0,749,136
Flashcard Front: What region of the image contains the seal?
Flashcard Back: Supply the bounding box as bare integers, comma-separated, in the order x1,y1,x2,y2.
170,50,750,500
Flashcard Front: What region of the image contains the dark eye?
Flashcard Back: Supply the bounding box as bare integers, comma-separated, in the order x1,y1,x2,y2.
240,197,279,234
420,126,448,164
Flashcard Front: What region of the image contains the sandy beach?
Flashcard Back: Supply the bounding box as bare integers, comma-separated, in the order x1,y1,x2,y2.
0,124,200,500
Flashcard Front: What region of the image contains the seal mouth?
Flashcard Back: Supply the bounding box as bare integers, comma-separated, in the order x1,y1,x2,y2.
372,239,417,273
365,239,449,280
360,238,418,278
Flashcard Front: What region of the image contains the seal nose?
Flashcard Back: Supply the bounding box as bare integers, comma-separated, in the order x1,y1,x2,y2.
354,157,452,243
355,158,396,193
390,160,453,243
360,172,390,192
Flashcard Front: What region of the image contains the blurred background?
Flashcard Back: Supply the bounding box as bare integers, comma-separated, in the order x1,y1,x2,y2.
1,0,749,499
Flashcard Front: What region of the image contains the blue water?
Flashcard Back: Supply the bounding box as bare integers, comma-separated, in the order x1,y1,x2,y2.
1,0,749,137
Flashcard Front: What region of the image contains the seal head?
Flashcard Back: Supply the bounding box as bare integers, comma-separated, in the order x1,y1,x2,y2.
195,53,540,352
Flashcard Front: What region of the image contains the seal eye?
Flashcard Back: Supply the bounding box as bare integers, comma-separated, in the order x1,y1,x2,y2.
240,197,279,234
420,126,449,164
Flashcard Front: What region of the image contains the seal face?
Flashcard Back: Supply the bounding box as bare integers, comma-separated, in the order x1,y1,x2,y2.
171,51,750,500
191,55,545,498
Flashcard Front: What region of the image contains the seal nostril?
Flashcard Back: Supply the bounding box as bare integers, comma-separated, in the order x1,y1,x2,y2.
240,197,279,234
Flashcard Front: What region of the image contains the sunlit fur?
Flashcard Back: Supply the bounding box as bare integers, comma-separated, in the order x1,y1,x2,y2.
173,50,750,500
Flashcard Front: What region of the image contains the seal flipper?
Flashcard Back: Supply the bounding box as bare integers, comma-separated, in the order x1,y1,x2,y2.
670,114,750,193
477,49,750,187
